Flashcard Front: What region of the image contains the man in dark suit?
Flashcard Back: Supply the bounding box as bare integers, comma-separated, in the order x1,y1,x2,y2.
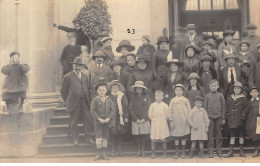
60,56,94,145
60,32,81,76
89,51,113,100
184,24,204,52
219,54,248,99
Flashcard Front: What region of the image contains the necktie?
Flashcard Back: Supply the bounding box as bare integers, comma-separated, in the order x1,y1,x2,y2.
230,69,234,84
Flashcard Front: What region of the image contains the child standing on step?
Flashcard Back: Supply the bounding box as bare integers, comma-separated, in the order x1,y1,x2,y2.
224,81,248,158
91,82,116,160
245,86,260,157
169,84,192,159
148,90,170,159
188,96,210,159
129,81,151,158
107,80,129,157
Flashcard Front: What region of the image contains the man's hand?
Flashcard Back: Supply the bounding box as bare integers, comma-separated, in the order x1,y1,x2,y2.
98,118,104,124
222,119,226,125
141,119,145,123
53,23,57,28
104,118,111,124
136,119,142,124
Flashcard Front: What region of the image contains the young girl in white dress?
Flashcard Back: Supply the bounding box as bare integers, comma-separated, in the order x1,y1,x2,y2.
148,90,170,159
169,84,192,159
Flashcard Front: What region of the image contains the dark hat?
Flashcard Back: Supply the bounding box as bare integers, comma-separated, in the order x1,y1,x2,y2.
110,59,124,68
95,77,107,91
186,24,198,29
129,81,148,93
232,81,243,89
247,24,257,30
71,56,85,65
10,51,20,57
142,35,150,42
223,29,235,36
249,86,259,92
173,84,185,91
100,37,112,43
200,54,213,62
194,96,204,102
239,40,250,47
185,44,200,54
125,53,136,59
92,50,106,60
164,57,183,66
107,80,124,92
224,53,239,61
187,72,200,80
156,36,169,45
116,40,135,53
136,54,151,62
202,40,213,46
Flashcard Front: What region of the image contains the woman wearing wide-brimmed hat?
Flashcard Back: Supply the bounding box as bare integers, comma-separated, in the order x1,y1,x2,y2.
108,59,124,82
152,36,170,76
163,56,185,104
182,44,201,81
217,29,237,70
127,54,156,101
129,81,151,158
115,40,135,68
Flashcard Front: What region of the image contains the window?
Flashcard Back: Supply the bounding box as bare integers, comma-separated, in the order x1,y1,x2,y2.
185,0,239,11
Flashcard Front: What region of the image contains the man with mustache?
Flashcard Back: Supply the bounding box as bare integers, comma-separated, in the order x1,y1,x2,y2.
90,51,113,100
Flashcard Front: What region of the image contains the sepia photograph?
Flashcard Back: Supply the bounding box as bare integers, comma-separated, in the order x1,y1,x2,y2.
0,0,259,164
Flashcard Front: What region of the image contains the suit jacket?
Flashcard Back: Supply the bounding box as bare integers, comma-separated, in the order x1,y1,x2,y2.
217,41,237,68
219,66,248,97
183,57,201,79
89,64,113,99
184,34,204,51
60,71,91,113
249,58,260,89
163,71,185,104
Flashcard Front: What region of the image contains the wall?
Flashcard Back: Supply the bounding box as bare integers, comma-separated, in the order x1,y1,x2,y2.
249,0,260,35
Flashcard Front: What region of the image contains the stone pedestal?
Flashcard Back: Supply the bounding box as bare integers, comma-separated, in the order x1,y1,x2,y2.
0,107,54,157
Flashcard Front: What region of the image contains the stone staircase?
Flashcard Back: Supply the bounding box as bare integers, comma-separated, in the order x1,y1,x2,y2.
37,107,257,157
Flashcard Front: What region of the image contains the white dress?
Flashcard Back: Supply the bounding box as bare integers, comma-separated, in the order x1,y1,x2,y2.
148,102,170,140
169,96,192,137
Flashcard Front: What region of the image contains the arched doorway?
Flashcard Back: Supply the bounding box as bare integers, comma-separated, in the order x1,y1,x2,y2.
169,0,250,42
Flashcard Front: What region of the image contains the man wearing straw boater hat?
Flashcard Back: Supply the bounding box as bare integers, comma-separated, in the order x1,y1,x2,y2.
184,24,204,52
60,56,94,145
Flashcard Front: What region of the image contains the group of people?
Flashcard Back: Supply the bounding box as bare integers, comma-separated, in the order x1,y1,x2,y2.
56,22,260,161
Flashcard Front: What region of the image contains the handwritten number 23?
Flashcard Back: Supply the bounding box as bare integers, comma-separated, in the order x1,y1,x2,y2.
127,29,135,34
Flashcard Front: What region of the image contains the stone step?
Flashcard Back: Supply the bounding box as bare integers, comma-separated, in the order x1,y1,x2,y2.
42,134,87,145
46,124,84,135
53,108,69,117
50,116,70,125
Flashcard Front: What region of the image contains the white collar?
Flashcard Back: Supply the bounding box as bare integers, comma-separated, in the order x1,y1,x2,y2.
251,97,260,101
231,94,245,100
96,63,104,68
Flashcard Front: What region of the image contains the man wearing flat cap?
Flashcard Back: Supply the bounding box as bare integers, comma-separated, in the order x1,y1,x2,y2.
90,51,113,100
60,56,94,145
242,24,260,54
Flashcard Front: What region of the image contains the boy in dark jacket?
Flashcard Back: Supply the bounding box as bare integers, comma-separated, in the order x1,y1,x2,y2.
91,82,116,160
224,82,248,158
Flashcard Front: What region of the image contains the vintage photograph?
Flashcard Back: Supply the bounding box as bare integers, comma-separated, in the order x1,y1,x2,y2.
0,0,259,163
